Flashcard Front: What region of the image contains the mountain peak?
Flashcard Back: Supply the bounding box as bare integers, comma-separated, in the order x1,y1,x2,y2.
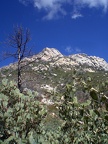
1,47,108,72
37,47,63,61
42,47,62,56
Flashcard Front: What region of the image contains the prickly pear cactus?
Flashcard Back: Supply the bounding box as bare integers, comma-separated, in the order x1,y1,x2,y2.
0,79,47,143
58,83,108,144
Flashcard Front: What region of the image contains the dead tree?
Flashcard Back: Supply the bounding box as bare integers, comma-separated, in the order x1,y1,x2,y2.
4,26,32,92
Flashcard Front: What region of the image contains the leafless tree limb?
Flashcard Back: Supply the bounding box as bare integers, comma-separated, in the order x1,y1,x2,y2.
3,26,32,92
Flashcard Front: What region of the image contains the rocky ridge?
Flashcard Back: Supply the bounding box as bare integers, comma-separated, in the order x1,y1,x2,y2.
1,47,108,72
25,47,108,72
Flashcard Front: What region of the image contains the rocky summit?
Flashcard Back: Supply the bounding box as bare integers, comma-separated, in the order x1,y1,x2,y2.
24,47,108,72
1,47,108,72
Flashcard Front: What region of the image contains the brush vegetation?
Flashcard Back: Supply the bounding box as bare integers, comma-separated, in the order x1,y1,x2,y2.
0,69,108,143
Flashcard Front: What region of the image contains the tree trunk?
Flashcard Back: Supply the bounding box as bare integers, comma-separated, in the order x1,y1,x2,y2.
18,61,22,92
18,48,22,92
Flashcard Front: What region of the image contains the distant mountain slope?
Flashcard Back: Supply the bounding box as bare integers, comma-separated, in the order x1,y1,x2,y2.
1,47,108,71
0,47,108,99
23,47,108,72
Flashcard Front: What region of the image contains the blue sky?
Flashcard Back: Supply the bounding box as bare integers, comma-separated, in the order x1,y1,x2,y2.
0,0,108,67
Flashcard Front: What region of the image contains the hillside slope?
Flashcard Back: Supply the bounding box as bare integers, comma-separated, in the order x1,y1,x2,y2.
0,47,108,101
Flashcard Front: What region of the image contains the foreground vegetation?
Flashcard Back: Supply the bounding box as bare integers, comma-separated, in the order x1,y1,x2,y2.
0,73,108,143
0,79,47,143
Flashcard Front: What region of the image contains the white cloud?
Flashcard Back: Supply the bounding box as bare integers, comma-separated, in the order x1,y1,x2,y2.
42,3,67,20
75,0,108,12
19,0,108,20
75,47,81,53
65,46,73,53
72,13,83,19
19,0,30,6
20,0,68,20
33,0,60,9
65,46,81,54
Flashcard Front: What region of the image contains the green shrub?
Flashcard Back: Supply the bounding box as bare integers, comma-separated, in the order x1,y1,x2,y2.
44,82,108,144
0,79,47,143
0,77,108,144
58,84,108,144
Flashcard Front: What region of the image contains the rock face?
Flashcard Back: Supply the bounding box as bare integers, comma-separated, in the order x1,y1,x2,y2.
1,47,108,72
31,47,108,72
69,53,108,71
36,47,63,61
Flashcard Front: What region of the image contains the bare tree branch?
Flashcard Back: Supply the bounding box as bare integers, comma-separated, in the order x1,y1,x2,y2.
2,26,32,92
